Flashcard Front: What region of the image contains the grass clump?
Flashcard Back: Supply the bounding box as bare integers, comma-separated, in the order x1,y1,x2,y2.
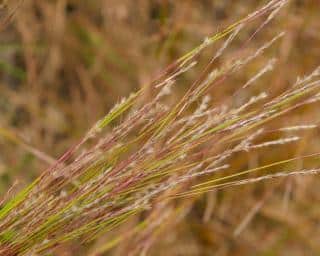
0,0,320,255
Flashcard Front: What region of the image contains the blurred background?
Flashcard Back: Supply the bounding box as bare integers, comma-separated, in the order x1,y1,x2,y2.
0,0,319,255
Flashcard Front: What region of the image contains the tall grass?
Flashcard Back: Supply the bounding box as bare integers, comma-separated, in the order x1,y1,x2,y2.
0,0,320,255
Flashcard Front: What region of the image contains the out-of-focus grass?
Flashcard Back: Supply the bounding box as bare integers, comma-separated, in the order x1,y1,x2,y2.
0,1,319,255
